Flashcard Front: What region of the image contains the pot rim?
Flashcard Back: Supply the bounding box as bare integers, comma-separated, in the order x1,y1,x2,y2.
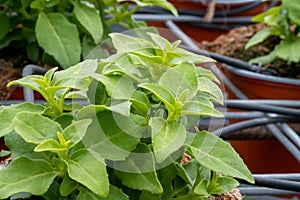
225,65,300,86
215,0,259,5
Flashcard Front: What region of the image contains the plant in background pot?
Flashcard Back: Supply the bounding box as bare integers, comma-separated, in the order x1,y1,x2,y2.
0,32,253,199
0,0,177,102
0,0,177,69
202,0,300,99
245,0,300,78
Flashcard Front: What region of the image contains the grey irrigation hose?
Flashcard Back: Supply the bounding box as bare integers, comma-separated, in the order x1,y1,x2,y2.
239,177,300,192
133,14,253,24
224,111,265,119
180,45,277,74
22,65,47,103
225,101,300,117
238,187,300,195
278,123,300,149
253,173,300,181
227,100,300,107
215,117,300,162
213,116,297,137
266,124,300,162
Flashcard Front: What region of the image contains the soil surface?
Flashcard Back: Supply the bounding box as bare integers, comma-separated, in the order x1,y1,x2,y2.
201,23,300,79
0,60,21,100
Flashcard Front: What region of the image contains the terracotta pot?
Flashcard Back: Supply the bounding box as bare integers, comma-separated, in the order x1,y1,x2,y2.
146,0,274,42
168,0,271,16
224,66,300,99
231,140,300,174
8,87,43,100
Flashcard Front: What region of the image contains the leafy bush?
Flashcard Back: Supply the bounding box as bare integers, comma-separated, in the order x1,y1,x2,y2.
245,0,300,65
0,32,253,199
0,0,177,68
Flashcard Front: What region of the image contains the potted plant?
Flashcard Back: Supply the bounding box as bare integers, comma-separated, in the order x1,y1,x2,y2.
202,0,300,99
0,32,254,199
145,0,273,43
0,0,177,100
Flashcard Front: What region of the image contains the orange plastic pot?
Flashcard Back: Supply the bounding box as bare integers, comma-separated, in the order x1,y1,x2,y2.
224,66,300,99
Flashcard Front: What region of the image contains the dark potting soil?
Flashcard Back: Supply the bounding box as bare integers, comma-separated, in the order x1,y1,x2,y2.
200,23,300,79
0,60,21,100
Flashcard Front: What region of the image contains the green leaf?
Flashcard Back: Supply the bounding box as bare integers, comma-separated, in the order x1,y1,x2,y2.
245,28,275,49
82,35,97,59
0,103,44,137
188,131,254,183
197,77,224,105
10,192,32,200
114,143,163,194
109,32,153,53
0,150,10,157
66,149,109,197
148,32,172,50
62,119,92,148
208,176,239,194
249,50,277,65
193,166,211,195
73,2,103,44
13,112,62,144
194,180,209,196
139,83,176,111
5,132,52,160
26,42,40,62
130,90,150,116
150,163,179,199
144,0,178,16
42,181,61,200
182,101,223,117
0,157,58,199
196,67,220,83
151,118,186,163
275,38,300,63
101,185,129,200
102,75,136,100
36,12,81,68
52,59,97,90
31,0,58,9
30,0,46,9
252,6,280,25
44,67,58,82
60,176,78,196
79,110,141,160
77,187,102,200
0,12,9,41
77,185,129,200
34,139,64,152
170,49,215,65
159,62,198,100
282,0,300,25
0,29,23,49
22,27,36,43
177,160,199,185
7,75,43,94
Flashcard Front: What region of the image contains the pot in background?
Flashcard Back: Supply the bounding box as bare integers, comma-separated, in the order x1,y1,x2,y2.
225,65,300,99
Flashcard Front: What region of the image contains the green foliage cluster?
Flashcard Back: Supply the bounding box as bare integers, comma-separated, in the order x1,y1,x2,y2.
0,0,177,68
0,32,253,199
246,0,300,65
